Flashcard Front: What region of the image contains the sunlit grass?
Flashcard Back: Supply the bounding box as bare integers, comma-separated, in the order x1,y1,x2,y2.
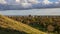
0,15,47,34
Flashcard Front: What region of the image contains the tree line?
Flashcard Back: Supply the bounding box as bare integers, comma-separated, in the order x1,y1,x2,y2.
6,15,60,34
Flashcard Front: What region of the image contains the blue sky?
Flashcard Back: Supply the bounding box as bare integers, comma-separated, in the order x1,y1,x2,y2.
0,0,60,8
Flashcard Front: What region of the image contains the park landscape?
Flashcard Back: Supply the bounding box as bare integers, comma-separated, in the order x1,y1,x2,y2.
0,14,60,34
0,0,60,34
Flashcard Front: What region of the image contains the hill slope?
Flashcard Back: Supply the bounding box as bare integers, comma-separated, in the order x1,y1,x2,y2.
0,15,47,34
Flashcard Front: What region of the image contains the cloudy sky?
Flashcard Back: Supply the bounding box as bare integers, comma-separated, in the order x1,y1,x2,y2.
0,0,60,8
0,0,59,4
0,0,60,15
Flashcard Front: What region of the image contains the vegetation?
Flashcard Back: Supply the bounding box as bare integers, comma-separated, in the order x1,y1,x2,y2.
6,15,60,34
0,27,27,34
0,15,47,34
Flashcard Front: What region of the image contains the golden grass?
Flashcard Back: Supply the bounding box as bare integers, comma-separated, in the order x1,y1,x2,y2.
0,15,47,34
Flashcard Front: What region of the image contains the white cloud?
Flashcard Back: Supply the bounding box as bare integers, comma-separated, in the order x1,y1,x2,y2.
43,0,53,4
16,0,20,3
21,3,32,8
0,0,6,4
16,0,39,4
0,0,59,8
55,2,59,4
28,0,40,4
15,0,39,8
59,0,60,1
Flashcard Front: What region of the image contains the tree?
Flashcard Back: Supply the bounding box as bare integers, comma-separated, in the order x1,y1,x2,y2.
47,25,55,32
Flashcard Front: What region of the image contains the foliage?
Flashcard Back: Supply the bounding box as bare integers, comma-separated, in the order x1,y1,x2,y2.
0,15,47,34
7,15,60,34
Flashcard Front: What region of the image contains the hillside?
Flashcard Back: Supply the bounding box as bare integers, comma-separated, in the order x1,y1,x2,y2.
0,15,47,34
0,27,27,34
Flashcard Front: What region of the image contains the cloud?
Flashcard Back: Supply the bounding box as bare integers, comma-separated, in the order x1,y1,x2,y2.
21,3,32,8
0,0,59,5
16,0,39,3
0,0,60,8
15,0,40,8
0,0,6,4
59,0,60,1
43,0,53,4
16,0,20,3
16,0,39,4
55,2,59,4
28,0,40,4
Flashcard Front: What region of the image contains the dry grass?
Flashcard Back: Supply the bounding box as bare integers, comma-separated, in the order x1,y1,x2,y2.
0,15,47,34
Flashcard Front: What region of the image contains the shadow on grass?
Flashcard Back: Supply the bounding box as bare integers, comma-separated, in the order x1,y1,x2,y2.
0,27,27,34
29,23,47,32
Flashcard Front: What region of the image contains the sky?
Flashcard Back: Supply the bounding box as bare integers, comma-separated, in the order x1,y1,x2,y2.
0,0,59,4
0,0,60,15
0,8,60,15
0,0,60,8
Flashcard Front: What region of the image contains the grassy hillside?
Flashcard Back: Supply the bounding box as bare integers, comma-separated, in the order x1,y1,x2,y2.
0,15,47,34
7,15,60,34
0,27,27,34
